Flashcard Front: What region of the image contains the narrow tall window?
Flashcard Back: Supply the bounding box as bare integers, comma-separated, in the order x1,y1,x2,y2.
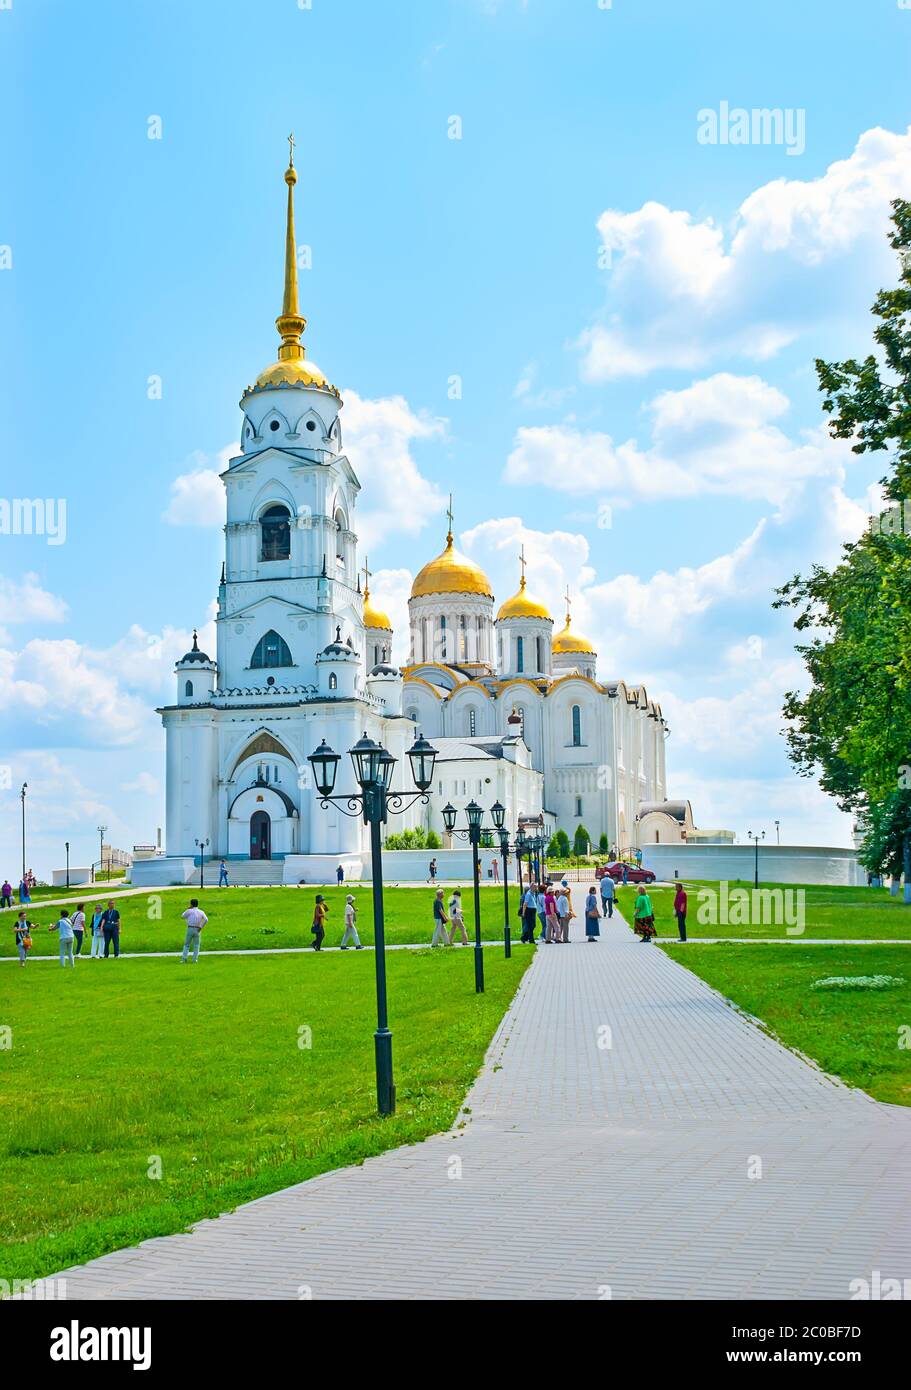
440,615,447,661
329,672,338,690
184,680,193,698
516,635,524,673
251,629,293,669
459,615,467,661
536,635,544,671
260,505,291,561
572,704,582,746
468,708,476,737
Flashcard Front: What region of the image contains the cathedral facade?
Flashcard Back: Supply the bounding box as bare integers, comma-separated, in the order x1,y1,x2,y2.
135,149,670,886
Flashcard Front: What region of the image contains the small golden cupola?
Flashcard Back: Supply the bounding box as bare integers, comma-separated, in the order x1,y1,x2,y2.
362,559,393,633
495,547,553,679
551,589,598,681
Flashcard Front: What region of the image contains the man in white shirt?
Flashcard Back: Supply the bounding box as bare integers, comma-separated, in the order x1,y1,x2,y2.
555,889,571,943
49,910,76,968
180,898,209,963
340,894,364,949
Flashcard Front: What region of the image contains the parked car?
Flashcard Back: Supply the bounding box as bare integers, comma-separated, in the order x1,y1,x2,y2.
596,861,656,885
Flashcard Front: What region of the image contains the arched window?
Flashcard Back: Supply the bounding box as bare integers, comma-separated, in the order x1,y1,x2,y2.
329,672,338,691
184,680,193,698
516,635,524,673
251,629,293,669
260,505,291,561
571,704,582,746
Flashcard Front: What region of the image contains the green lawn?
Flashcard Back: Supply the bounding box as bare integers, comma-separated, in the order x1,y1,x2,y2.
641,882,911,940
663,942,911,1106
2,884,521,958
0,947,530,1283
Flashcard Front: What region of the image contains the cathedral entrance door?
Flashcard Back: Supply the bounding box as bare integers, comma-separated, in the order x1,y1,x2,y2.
250,810,271,860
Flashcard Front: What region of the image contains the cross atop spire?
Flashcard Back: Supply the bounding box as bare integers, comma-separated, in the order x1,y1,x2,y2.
564,587,572,626
275,135,307,363
518,543,527,589
362,555,372,597
445,493,454,545
287,131,295,168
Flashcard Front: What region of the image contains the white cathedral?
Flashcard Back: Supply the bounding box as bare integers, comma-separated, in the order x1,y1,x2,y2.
134,148,678,887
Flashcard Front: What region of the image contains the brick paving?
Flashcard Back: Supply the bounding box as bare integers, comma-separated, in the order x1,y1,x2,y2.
31,914,911,1300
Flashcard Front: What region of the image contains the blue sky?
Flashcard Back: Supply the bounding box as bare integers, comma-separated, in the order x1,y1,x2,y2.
2,0,910,876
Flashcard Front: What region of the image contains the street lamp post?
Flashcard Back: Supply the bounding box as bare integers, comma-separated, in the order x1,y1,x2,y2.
65,841,70,890
442,798,501,993
20,783,27,884
194,837,210,890
747,829,765,888
774,819,780,845
97,824,107,885
309,730,438,1117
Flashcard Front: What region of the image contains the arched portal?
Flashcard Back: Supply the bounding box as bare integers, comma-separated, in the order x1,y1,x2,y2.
250,809,271,860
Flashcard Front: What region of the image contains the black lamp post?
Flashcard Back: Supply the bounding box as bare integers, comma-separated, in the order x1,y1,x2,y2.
194,837,209,890
747,829,765,888
65,841,70,890
489,801,513,959
20,783,28,884
515,826,527,898
309,729,437,1116
442,798,493,993
97,824,107,885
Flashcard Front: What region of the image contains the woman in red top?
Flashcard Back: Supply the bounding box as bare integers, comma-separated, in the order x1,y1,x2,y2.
543,887,558,943
673,883,688,941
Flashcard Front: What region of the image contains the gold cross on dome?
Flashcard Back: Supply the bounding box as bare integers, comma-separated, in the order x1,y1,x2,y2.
362,556,372,592
287,132,295,167
519,544,527,584
564,586,572,623
446,494,454,539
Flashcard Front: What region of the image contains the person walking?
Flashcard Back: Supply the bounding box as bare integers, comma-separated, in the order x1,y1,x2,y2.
18,876,31,905
14,910,34,966
448,889,469,945
543,884,559,942
431,888,449,946
428,858,438,885
599,872,615,918
520,884,538,944
101,900,121,958
556,885,571,942
584,885,601,943
340,894,364,949
180,898,208,963
49,909,76,967
89,902,105,958
560,880,575,941
633,887,656,942
336,863,344,886
621,863,629,886
218,860,230,888
491,856,500,884
674,882,688,942
1,879,12,909
311,894,328,950
71,903,86,956
535,883,548,941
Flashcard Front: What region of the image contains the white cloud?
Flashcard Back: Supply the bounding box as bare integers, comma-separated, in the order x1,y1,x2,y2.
366,567,414,666
0,573,67,625
163,445,236,527
505,372,855,511
121,771,159,795
580,125,911,379
341,391,448,548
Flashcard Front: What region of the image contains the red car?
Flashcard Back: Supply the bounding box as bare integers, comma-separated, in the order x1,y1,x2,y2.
596,862,656,885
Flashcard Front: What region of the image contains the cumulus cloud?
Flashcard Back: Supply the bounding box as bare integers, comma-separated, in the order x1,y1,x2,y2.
341,391,448,548
163,445,236,527
0,573,67,626
505,372,855,512
580,125,911,380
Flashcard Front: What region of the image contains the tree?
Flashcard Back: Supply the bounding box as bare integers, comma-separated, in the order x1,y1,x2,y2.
573,824,591,857
860,789,911,885
426,829,441,850
775,200,911,894
554,829,570,857
598,832,609,854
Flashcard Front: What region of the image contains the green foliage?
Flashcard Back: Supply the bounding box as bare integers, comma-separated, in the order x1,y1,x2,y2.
425,829,441,850
598,832,609,854
860,790,911,876
775,200,911,837
553,829,570,857
573,824,591,857
384,826,440,851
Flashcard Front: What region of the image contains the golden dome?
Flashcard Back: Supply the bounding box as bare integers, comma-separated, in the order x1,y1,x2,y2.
496,576,552,622
411,533,493,600
363,587,392,632
552,610,596,656
255,357,330,390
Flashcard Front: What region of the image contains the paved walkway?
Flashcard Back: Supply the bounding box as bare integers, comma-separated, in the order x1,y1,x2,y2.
33,916,911,1300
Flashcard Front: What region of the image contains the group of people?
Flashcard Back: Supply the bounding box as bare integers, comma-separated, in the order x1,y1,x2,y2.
2,872,37,909
513,874,688,945
14,900,123,967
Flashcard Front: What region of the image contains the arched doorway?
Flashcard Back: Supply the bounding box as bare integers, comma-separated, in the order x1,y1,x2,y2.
250,810,271,860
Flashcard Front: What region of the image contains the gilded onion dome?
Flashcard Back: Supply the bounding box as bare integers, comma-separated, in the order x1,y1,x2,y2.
552,603,596,655
363,583,392,633
496,575,552,622
411,530,493,600
246,136,339,398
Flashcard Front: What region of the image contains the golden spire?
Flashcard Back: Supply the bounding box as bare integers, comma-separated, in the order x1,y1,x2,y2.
362,555,372,599
275,133,307,364
564,585,572,627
